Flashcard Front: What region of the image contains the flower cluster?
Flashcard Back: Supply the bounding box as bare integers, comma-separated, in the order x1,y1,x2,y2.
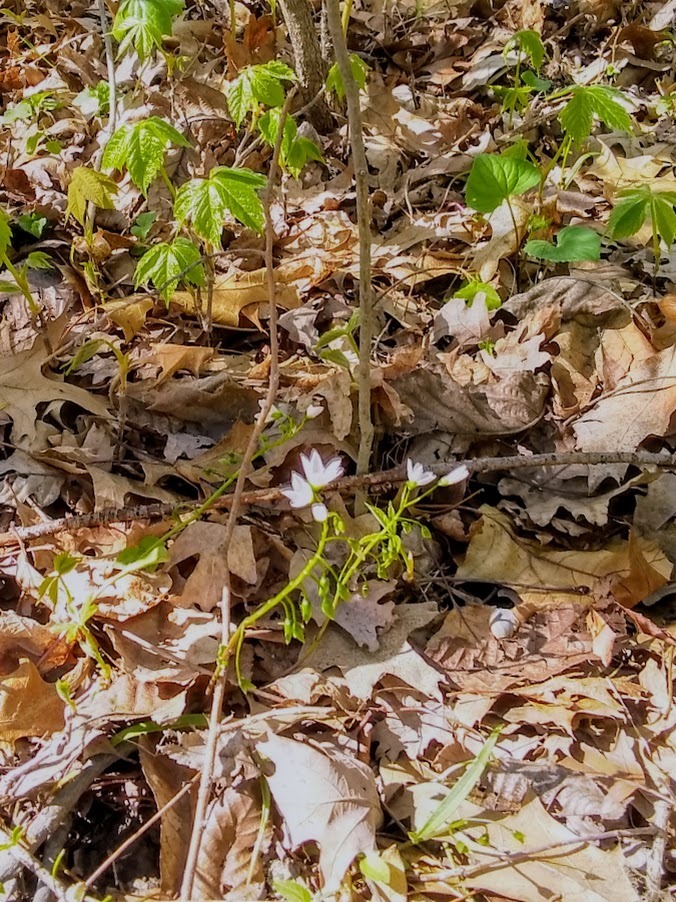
406,459,470,489
282,449,344,521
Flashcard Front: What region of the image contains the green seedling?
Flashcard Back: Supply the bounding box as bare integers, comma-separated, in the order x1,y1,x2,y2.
135,236,205,302
225,60,297,128
258,109,323,178
0,89,67,156
17,212,47,238
524,224,601,263
112,0,184,60
409,727,501,843
102,116,191,195
498,30,551,120
174,166,267,243
0,209,42,314
453,279,502,310
130,211,157,240
73,81,111,118
608,183,676,274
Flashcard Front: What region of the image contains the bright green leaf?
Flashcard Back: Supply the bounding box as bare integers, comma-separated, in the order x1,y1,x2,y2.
102,117,190,194
63,339,107,375
112,0,184,59
651,192,676,248
116,536,168,571
65,167,118,226
226,61,296,128
524,225,601,262
465,154,540,213
506,29,546,72
607,189,650,239
454,279,502,309
359,852,391,884
258,109,323,177
0,210,12,256
25,251,53,271
558,85,633,143
272,877,312,899
135,237,205,302
17,213,47,238
174,166,266,243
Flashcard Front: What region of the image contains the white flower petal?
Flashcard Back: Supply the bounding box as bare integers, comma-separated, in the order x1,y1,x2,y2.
311,502,328,522
406,459,435,487
282,472,314,508
299,450,343,488
305,404,324,419
438,464,470,487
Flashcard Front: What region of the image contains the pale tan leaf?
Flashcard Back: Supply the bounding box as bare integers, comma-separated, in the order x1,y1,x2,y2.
259,733,381,892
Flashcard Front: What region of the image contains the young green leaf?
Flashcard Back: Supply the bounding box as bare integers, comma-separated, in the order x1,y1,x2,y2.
258,110,323,178
116,536,168,572
505,29,546,72
524,225,601,262
410,727,501,843
174,166,267,243
465,154,540,213
359,852,391,884
102,117,191,194
135,237,205,302
454,279,502,309
112,0,184,59
558,85,633,143
65,167,118,226
130,211,157,240
608,185,676,248
17,213,47,238
226,61,297,128
25,251,53,271
272,880,312,902
326,53,370,100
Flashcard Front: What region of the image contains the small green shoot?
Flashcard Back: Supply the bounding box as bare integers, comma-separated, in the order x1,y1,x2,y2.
17,212,47,238
326,53,370,100
454,279,502,310
130,211,157,240
112,0,184,59
608,184,676,273
558,85,633,144
258,109,323,177
225,60,297,128
273,879,313,902
409,727,501,843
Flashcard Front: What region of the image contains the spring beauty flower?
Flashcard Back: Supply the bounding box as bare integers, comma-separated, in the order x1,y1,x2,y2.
438,464,470,486
282,450,344,519
406,459,435,488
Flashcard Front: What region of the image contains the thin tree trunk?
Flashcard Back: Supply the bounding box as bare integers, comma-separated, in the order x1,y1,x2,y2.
277,0,333,132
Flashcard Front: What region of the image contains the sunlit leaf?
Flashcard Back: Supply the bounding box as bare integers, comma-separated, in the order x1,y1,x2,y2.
558,85,633,143
65,167,118,226
174,166,267,243
326,53,370,100
102,117,190,194
524,225,601,262
135,237,205,302
112,0,184,59
465,154,540,213
226,60,296,128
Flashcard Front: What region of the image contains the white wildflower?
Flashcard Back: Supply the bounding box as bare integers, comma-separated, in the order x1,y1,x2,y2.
300,449,343,488
282,471,314,508
406,459,435,488
438,464,470,487
311,502,328,522
281,450,343,510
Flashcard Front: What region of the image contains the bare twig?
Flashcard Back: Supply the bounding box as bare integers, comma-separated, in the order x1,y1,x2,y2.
85,772,200,890
0,450,673,547
179,90,296,900
0,825,71,902
416,826,657,883
644,795,671,901
324,0,374,477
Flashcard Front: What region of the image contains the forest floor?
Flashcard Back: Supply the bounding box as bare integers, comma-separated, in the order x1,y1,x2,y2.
0,0,676,899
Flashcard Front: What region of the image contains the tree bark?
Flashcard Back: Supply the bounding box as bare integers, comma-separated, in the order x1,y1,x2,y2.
277,0,333,133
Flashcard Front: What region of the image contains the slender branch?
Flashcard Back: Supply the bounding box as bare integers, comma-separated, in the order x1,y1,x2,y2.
0,451,674,547
324,0,374,476
179,90,295,900
0,825,75,902
415,826,656,883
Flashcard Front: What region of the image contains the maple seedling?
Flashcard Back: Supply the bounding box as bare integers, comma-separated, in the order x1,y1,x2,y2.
135,236,205,303
174,166,267,244
102,116,192,196
112,0,185,60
